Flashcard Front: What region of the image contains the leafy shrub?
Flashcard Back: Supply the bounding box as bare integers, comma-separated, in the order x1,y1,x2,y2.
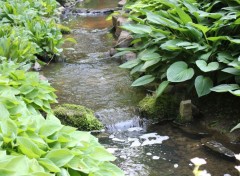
118,0,240,97
0,61,124,176
0,0,64,62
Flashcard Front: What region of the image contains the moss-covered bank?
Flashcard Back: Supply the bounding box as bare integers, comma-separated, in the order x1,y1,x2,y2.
53,104,103,131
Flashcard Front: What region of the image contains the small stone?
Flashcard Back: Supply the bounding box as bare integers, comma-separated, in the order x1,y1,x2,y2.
118,0,127,7
201,138,235,159
174,164,179,168
146,153,152,156
110,48,117,57
121,52,136,63
115,17,129,37
33,61,41,71
116,31,133,47
179,100,192,122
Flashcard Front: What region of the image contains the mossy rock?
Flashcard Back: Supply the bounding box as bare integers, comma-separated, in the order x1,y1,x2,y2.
53,104,103,131
56,24,71,34
139,95,178,121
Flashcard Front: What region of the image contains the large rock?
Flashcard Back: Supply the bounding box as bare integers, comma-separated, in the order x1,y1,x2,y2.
116,31,133,47
53,104,103,131
115,16,129,37
139,95,178,121
201,138,236,160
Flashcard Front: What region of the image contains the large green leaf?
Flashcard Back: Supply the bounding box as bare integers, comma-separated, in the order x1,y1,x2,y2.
196,60,219,72
167,61,194,82
211,84,239,92
194,76,213,97
38,158,61,173
222,68,240,75
45,149,74,167
121,24,152,34
175,7,192,24
17,137,45,159
119,59,141,69
141,58,161,70
131,75,155,86
156,81,169,97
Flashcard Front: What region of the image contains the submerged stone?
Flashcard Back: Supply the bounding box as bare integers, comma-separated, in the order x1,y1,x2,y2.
53,103,103,131
201,138,235,160
138,95,178,121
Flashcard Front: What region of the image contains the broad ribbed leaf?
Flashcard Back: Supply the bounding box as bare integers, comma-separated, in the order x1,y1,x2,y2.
196,60,219,72
90,147,116,161
38,158,61,173
131,75,155,86
167,61,194,82
211,84,239,92
0,104,10,119
175,7,192,24
45,149,74,167
119,59,141,69
141,58,161,70
121,24,152,34
17,137,45,159
195,76,213,97
156,81,169,97
222,68,240,75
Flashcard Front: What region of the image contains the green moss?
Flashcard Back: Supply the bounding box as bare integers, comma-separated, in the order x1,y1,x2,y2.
57,24,71,34
138,95,178,121
53,104,103,131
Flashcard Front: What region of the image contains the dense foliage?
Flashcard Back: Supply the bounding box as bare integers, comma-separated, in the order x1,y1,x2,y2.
118,0,240,97
0,0,124,175
0,60,123,176
0,0,63,63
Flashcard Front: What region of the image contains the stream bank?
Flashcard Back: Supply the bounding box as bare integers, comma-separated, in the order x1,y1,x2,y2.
43,0,240,175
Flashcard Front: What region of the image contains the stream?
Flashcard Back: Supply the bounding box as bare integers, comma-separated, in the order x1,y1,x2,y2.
43,0,239,175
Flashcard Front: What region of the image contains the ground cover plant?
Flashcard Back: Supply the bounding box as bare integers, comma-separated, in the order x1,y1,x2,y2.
117,0,240,98
0,0,124,175
0,0,64,62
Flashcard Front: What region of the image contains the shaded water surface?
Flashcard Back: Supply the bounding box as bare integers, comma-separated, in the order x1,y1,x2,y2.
76,0,119,9
43,2,240,176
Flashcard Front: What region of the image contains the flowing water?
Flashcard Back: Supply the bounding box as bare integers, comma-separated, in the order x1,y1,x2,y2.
43,1,240,175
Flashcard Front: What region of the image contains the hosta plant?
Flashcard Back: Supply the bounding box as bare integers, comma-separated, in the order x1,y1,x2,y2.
117,0,240,97
0,60,124,176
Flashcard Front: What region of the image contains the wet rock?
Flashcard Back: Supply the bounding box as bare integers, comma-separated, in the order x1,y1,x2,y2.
201,138,236,160
116,31,133,47
112,15,119,29
178,100,192,123
53,104,103,131
139,95,178,121
33,61,41,71
121,52,136,63
110,48,117,57
115,17,129,37
118,0,127,7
